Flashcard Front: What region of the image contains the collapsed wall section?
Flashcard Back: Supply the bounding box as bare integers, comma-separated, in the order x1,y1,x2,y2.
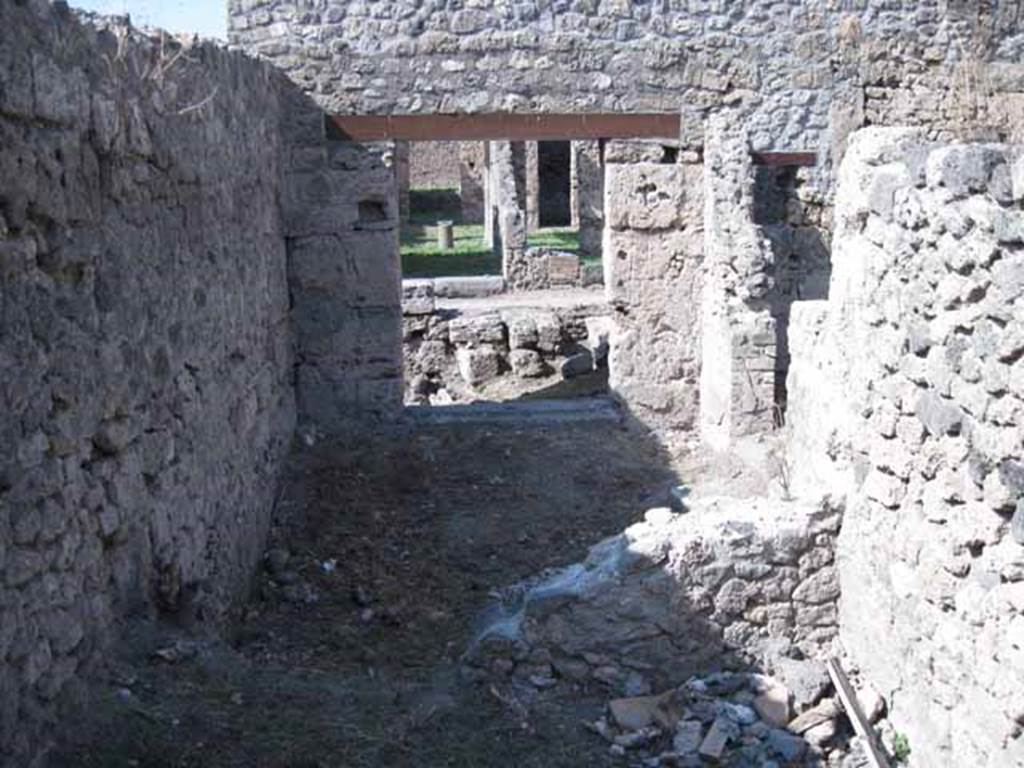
0,4,296,764
787,128,1024,767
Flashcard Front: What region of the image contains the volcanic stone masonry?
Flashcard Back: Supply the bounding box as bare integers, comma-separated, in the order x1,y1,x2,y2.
786,127,1024,768
0,4,296,764
4,1,1024,767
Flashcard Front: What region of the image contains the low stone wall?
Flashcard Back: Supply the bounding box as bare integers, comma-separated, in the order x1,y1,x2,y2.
505,247,603,292
467,496,842,697
402,287,613,404
0,5,297,765
787,127,1024,767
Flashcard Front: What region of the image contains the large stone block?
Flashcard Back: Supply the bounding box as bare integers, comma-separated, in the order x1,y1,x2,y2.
456,345,503,387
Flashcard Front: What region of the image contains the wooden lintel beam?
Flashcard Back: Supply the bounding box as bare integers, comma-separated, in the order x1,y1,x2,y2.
325,113,817,167
751,151,817,167
327,113,681,142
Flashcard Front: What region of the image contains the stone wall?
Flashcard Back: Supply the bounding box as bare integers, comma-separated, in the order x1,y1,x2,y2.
468,496,843,698
409,140,461,189
0,4,297,765
401,281,612,405
699,119,779,450
284,127,404,428
229,2,1024,170
604,144,704,432
787,127,1024,767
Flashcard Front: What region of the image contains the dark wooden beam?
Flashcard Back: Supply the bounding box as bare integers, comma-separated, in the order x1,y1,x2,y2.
325,113,818,166
751,151,817,167
326,113,681,141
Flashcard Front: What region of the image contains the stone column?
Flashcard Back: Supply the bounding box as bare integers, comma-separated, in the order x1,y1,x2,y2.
395,139,410,225
699,117,778,451
574,140,604,263
525,141,540,233
489,140,528,280
570,142,581,229
483,141,496,250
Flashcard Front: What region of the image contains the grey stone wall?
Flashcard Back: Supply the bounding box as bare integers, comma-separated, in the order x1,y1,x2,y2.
604,145,703,432
0,4,297,765
229,2,1024,169
699,119,779,450
280,94,404,428
468,496,843,698
409,140,461,189
787,127,1024,767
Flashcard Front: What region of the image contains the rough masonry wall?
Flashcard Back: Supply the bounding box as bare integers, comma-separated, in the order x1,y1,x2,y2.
0,4,296,765
699,119,778,450
230,2,1024,166
280,94,404,428
604,145,703,431
409,140,461,189
787,127,1024,767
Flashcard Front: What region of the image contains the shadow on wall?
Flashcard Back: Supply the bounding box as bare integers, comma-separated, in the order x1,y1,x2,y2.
283,81,405,429
752,167,832,419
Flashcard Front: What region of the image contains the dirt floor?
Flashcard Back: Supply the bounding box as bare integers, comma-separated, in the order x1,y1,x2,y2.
54,411,693,768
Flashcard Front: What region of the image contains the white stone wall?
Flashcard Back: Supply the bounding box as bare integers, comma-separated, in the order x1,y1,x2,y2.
787,127,1024,767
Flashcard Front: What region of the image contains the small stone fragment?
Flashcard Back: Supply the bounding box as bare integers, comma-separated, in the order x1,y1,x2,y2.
767,728,807,762
698,716,739,760
787,697,841,735
609,691,679,731
753,683,792,727
673,720,703,754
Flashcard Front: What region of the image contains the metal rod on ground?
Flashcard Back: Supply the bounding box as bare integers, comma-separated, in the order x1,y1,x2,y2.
437,220,454,250
826,658,891,768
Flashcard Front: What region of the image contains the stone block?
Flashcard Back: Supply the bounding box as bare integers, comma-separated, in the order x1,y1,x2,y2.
448,314,505,347
605,164,684,231
547,252,580,285
456,345,503,387
915,390,964,437
433,275,505,298
561,350,594,379
402,279,435,315
510,350,547,379
504,314,538,350
415,341,449,375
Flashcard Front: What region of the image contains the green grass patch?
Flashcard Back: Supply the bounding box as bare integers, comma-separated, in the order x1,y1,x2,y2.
401,222,499,277
527,226,580,256
400,188,595,276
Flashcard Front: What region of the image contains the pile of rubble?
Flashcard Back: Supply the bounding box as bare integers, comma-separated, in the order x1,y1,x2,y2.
583,662,892,767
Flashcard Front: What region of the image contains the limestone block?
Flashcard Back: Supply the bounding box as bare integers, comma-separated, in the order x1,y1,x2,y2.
504,313,538,350
456,345,503,387
604,163,684,231
510,349,548,379
448,314,505,347
402,280,435,315
415,341,449,375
